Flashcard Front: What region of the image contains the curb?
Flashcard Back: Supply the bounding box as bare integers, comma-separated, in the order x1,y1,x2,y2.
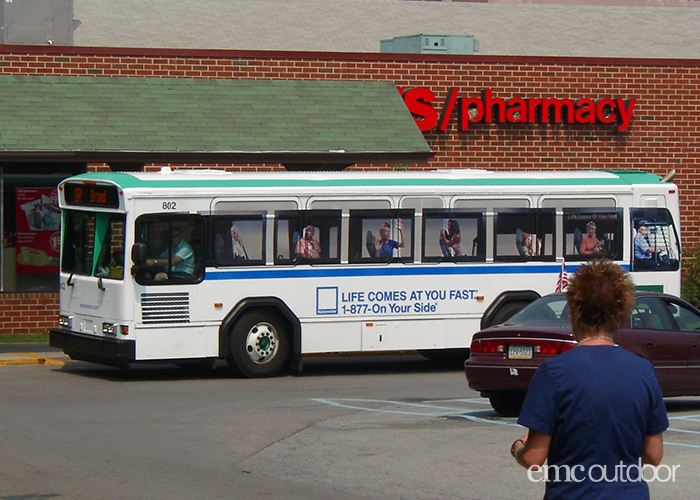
0,352,67,366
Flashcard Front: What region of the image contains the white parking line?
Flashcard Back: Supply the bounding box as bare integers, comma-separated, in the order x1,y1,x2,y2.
450,413,522,427
312,397,522,427
312,398,471,417
312,398,700,444
667,427,700,436
669,414,700,423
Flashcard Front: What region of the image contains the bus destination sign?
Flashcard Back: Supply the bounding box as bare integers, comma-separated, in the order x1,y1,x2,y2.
64,183,120,208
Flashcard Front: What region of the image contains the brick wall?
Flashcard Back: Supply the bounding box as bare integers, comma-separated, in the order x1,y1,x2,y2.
1,45,699,334
0,293,59,335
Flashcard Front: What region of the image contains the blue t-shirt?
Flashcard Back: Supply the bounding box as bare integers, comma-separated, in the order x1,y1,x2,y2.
518,346,668,500
379,239,399,258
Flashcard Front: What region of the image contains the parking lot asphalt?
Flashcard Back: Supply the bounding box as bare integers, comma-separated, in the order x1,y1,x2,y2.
0,342,69,366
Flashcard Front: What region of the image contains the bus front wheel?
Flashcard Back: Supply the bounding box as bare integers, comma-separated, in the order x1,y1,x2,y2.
227,311,290,378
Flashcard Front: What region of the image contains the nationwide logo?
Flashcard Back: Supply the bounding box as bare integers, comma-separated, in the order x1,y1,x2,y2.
400,88,636,133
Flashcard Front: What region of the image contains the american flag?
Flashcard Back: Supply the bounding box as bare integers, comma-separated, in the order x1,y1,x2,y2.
555,262,569,293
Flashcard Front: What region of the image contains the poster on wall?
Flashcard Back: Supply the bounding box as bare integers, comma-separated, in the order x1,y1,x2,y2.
15,188,61,274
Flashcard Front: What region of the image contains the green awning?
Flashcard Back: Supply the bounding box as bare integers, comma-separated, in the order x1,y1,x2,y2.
0,75,433,168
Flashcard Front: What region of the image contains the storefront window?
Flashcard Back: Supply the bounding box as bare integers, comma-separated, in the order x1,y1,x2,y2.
1,164,85,292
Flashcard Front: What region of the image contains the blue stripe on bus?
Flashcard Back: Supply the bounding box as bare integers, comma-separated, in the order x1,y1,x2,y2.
204,263,630,281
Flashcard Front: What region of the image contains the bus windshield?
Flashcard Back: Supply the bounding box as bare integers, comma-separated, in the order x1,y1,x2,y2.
61,210,126,280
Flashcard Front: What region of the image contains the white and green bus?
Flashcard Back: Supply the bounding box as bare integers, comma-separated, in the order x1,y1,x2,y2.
50,168,681,376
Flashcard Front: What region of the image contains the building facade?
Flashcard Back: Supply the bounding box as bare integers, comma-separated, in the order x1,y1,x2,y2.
0,44,698,334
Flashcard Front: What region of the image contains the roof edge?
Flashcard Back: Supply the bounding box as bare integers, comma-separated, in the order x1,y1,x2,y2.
1,44,699,68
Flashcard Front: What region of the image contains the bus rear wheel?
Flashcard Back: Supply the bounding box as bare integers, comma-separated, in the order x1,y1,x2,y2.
227,311,290,378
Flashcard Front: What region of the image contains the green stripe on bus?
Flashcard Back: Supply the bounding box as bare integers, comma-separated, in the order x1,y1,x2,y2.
69,170,664,190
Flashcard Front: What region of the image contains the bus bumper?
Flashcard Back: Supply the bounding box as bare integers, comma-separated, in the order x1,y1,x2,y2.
50,329,136,368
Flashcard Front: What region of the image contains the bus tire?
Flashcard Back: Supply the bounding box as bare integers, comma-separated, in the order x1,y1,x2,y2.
227,311,290,378
418,348,469,367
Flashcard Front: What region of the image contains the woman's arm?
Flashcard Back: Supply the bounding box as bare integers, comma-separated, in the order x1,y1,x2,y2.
440,228,449,246
396,219,405,248
511,429,551,469
642,433,664,466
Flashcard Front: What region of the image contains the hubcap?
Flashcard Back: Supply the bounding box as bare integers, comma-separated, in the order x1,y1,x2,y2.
245,322,277,364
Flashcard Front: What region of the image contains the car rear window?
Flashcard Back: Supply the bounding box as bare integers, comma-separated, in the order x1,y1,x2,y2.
509,296,570,324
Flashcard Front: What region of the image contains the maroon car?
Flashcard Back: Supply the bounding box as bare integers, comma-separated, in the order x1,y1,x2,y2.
465,292,700,416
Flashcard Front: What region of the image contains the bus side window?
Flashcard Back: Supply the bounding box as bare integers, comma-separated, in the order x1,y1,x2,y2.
274,212,302,264
210,215,265,266
494,209,554,262
563,209,622,261
422,210,485,262
349,209,414,263
273,210,342,265
298,211,341,264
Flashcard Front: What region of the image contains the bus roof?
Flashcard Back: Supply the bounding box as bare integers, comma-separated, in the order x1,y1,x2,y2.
63,169,668,190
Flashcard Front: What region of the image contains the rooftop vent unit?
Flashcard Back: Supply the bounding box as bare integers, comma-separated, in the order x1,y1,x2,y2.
0,0,80,45
380,34,478,55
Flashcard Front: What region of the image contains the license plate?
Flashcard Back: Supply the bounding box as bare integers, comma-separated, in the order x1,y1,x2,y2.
508,344,533,360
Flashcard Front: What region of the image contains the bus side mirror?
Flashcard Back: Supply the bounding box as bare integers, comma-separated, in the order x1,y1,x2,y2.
131,242,147,277
131,242,147,265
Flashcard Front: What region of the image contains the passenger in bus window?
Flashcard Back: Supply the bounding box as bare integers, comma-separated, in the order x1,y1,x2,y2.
295,225,321,259
215,223,248,261
516,229,541,257
146,225,195,280
579,221,604,255
367,219,405,258
440,219,467,257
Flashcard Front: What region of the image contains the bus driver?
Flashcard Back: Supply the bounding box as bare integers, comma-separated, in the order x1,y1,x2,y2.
146,225,195,280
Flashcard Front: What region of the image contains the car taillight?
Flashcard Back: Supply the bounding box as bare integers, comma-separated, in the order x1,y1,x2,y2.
532,340,565,355
471,339,506,354
559,342,577,353
471,338,575,355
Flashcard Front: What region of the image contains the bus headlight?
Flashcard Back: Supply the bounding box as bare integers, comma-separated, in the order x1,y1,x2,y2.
102,322,118,335
58,315,72,329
